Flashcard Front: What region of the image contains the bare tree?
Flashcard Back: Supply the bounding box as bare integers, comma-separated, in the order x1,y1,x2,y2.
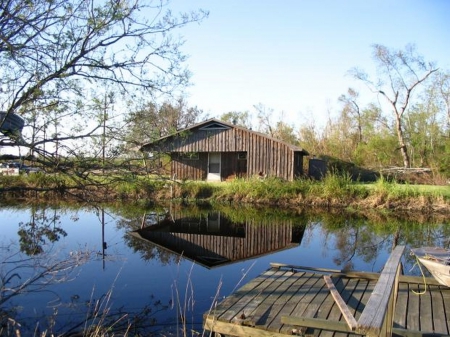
338,88,363,144
254,103,275,137
349,44,438,168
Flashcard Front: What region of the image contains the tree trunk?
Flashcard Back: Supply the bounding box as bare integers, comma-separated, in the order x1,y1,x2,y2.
395,115,410,168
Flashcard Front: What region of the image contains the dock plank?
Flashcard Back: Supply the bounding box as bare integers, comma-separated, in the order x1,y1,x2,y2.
278,273,325,335
204,256,450,337
442,287,450,333
418,283,433,332
204,267,276,320
333,278,370,337
393,281,408,329
242,270,298,326
248,271,306,328
430,285,448,334
266,272,318,333
406,283,421,331
356,245,404,336
218,268,287,322
320,276,354,337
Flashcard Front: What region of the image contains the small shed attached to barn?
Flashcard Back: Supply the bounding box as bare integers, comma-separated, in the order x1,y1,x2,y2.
139,118,309,181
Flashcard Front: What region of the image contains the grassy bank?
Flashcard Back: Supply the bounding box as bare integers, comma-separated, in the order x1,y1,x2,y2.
170,175,449,212
1,173,448,213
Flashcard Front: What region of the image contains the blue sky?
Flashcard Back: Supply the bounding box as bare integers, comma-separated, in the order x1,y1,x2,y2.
168,0,450,128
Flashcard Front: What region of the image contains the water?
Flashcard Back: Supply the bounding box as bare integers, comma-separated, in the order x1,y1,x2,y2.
0,203,448,335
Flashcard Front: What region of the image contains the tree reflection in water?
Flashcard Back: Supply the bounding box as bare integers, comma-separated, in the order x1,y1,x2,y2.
1,206,170,336
17,207,67,255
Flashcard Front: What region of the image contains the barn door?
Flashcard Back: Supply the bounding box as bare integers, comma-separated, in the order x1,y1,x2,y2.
207,153,221,181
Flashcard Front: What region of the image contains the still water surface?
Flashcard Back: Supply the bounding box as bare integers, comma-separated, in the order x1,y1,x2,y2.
0,203,448,335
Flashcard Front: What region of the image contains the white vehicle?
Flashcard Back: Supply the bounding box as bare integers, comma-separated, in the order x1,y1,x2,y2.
0,162,20,175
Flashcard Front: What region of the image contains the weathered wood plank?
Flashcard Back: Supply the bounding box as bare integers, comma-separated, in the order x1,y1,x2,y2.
392,327,450,337
348,279,371,320
430,285,449,334
418,283,433,332
238,270,296,326
318,276,351,320
298,276,333,336
218,269,288,322
323,275,357,331
330,278,370,337
278,273,324,335
441,286,450,334
265,272,316,332
322,277,355,337
246,271,304,328
204,317,295,337
394,281,409,330
272,263,442,286
204,267,277,320
356,245,405,336
281,316,352,334
407,283,421,331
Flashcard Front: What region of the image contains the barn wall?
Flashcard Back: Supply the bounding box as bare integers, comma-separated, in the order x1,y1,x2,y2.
171,152,208,180
149,127,305,181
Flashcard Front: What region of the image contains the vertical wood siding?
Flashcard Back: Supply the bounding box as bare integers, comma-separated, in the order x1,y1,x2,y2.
147,126,306,181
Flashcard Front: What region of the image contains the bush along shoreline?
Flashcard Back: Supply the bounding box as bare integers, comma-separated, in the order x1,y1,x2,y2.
0,173,449,214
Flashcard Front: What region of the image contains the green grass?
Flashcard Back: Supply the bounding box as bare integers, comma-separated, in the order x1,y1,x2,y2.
1,172,448,208
362,178,450,199
170,173,449,206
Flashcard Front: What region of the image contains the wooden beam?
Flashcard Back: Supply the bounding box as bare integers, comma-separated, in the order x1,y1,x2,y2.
281,316,352,334
270,262,342,274
356,245,405,337
204,317,296,337
271,263,441,286
323,275,357,331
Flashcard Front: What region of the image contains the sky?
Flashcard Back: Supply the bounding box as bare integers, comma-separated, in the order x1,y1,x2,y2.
167,0,450,128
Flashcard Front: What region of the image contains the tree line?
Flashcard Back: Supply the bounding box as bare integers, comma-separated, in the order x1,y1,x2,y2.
222,45,449,178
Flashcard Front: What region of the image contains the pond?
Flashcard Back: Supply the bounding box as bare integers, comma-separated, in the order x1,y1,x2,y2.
0,203,448,336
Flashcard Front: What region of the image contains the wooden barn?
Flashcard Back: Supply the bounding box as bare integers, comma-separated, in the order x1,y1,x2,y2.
139,119,309,181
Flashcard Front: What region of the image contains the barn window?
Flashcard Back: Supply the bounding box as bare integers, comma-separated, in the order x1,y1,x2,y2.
199,122,230,131
180,152,199,160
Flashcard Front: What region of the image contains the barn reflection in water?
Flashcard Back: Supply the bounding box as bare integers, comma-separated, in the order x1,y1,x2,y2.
130,210,305,269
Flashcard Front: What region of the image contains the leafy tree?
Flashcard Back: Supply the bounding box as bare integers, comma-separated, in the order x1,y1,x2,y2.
124,97,202,149
404,82,442,167
350,44,438,168
434,71,450,174
437,71,450,136
122,97,202,175
220,111,251,128
352,104,395,167
0,0,207,168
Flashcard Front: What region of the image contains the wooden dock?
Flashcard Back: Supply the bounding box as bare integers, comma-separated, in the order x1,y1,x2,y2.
203,246,450,336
